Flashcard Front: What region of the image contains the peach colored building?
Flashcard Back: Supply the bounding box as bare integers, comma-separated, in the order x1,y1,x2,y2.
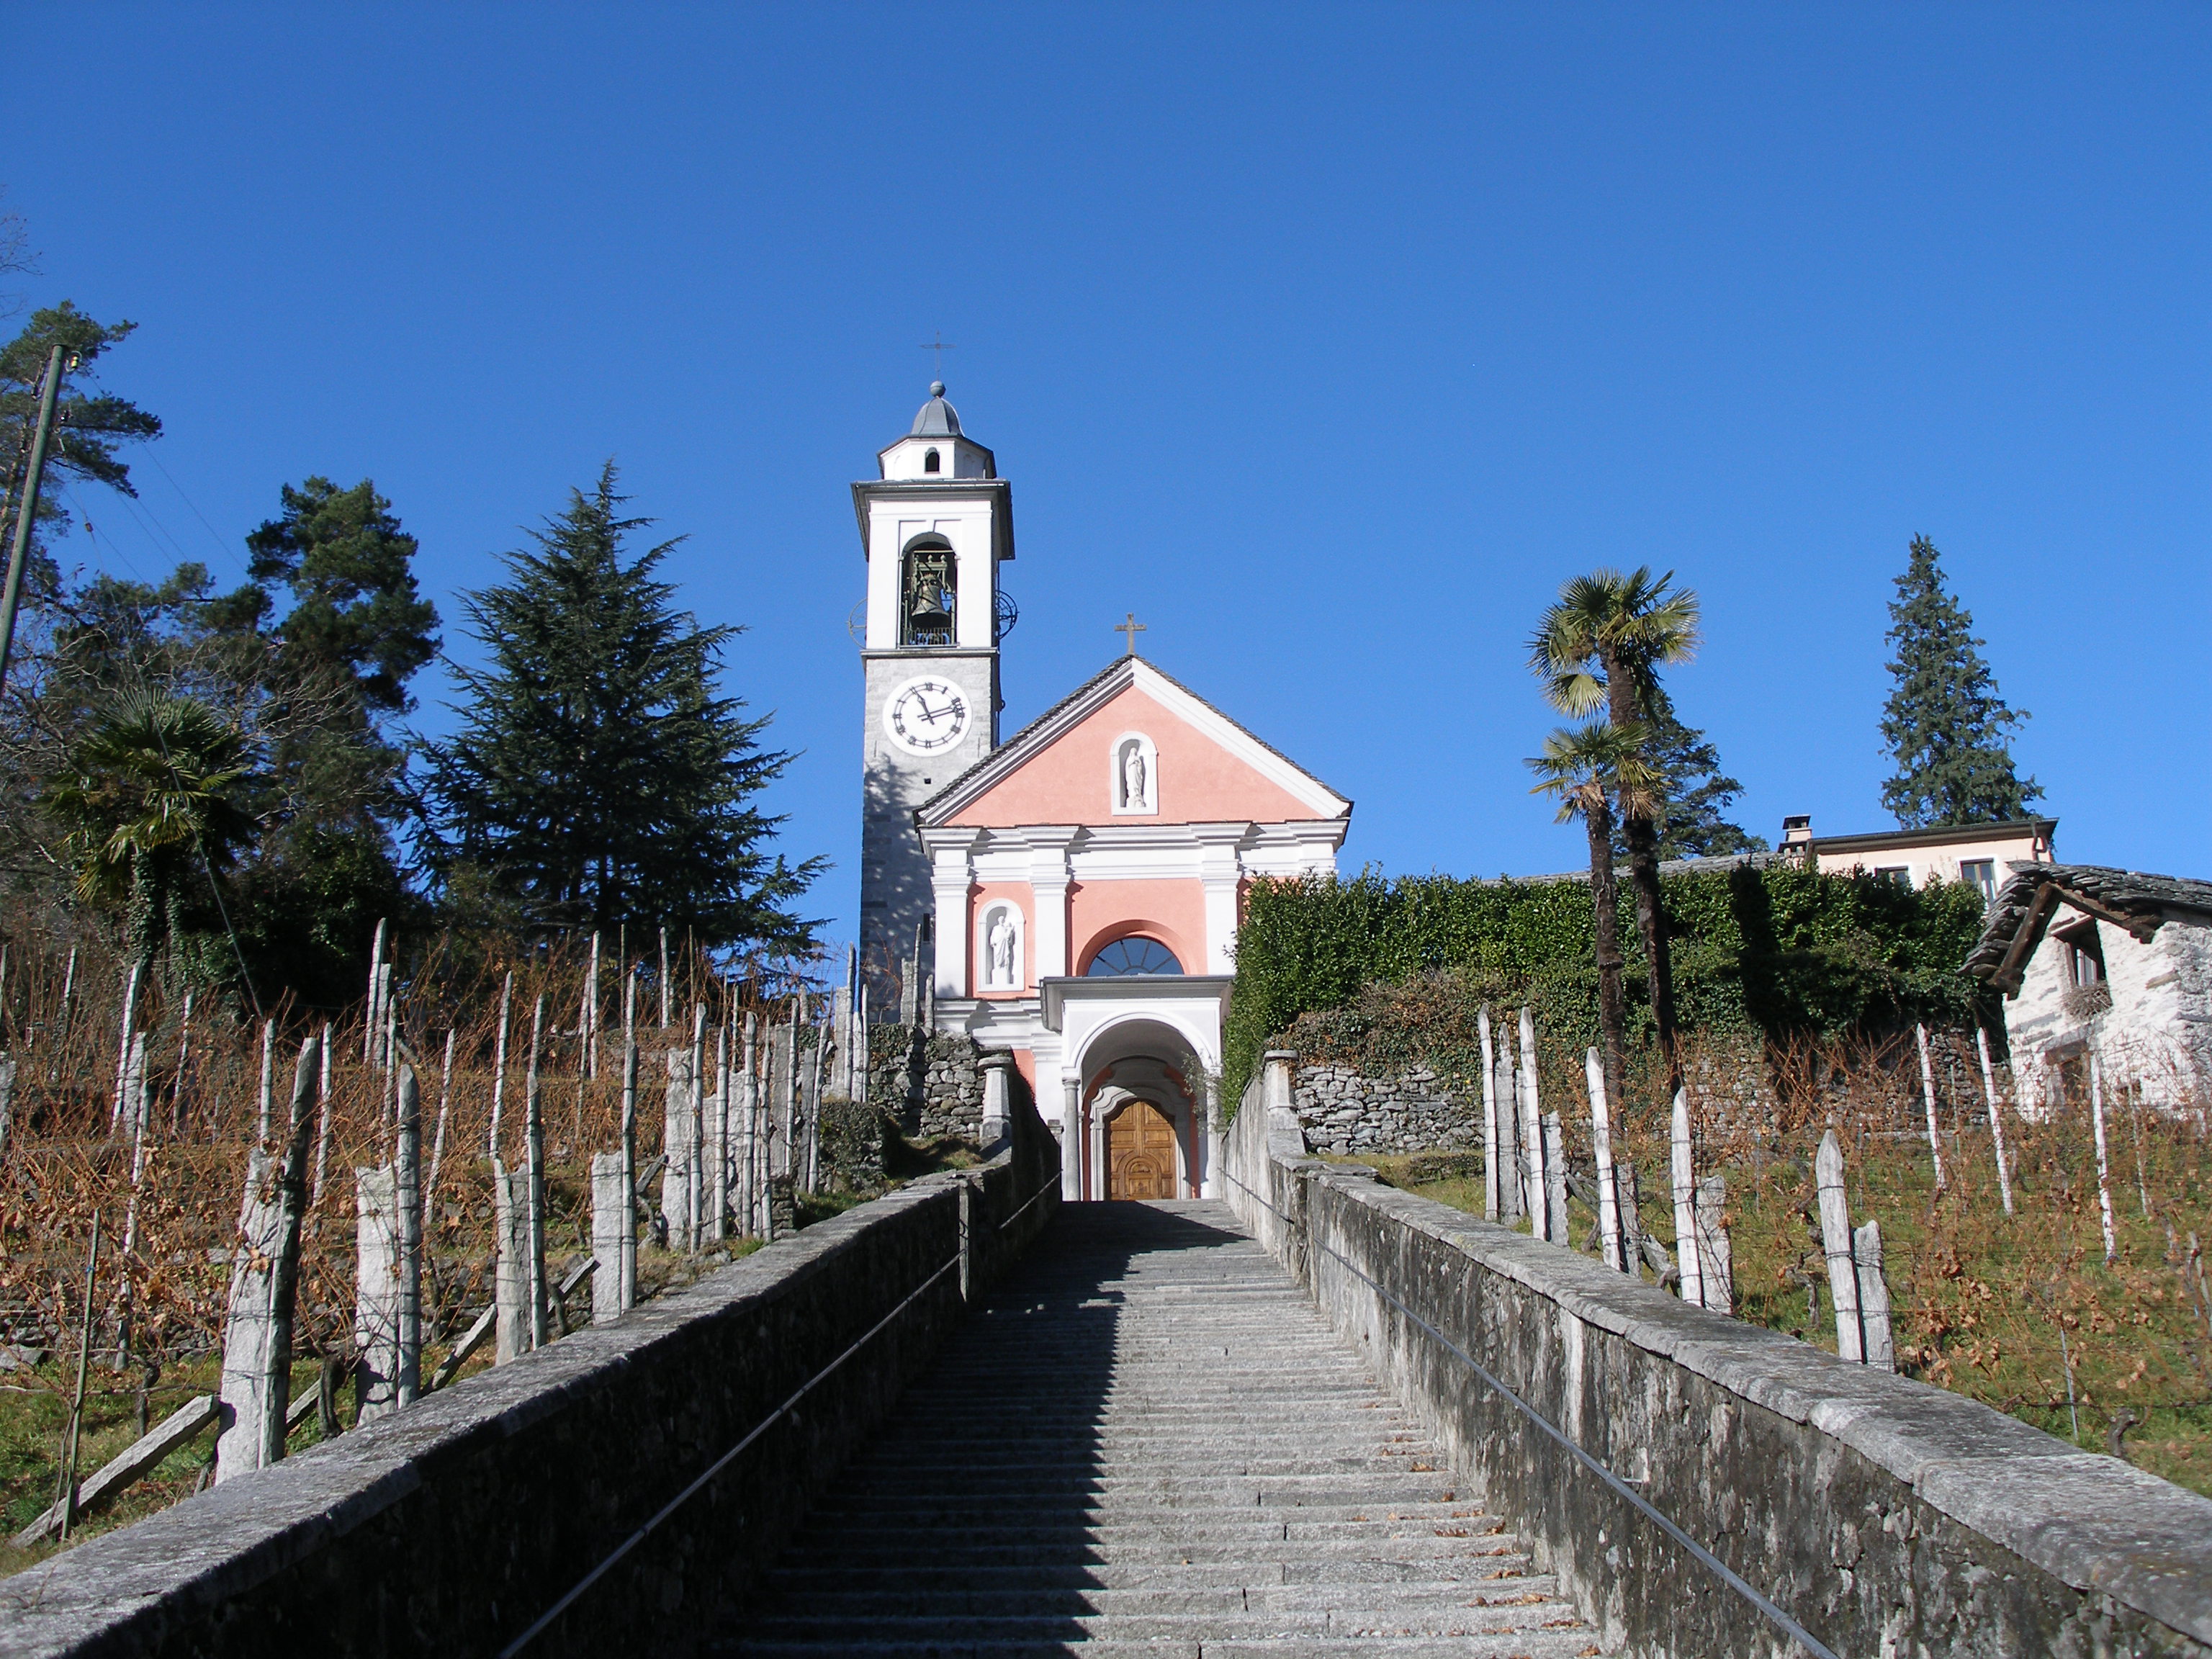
852,386,1349,1202
1779,814,2056,904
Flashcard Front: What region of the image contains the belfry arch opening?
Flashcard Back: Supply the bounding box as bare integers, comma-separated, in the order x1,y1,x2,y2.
901,536,956,647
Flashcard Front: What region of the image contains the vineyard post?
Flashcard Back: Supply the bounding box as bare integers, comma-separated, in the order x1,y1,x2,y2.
361,918,385,1062
619,968,638,1310
55,1210,100,1540
1815,1129,1865,1362
1585,1046,1623,1271
740,1010,760,1236
1915,1024,1948,1191
109,959,143,1134
1517,1008,1547,1240
487,971,512,1157
1669,1090,1704,1308
687,1003,706,1251
1974,1028,2015,1216
426,1029,455,1202
395,1064,422,1406
1853,1218,1895,1371
168,989,194,1138
2089,1053,2118,1263
1478,1005,1499,1222
310,1022,333,1204
525,997,549,1346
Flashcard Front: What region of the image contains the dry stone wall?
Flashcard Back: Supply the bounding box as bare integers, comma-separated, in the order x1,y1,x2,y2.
866,1024,987,1141
1290,1061,1483,1154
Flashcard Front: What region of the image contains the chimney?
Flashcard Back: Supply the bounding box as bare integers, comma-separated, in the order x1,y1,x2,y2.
1781,814,1813,847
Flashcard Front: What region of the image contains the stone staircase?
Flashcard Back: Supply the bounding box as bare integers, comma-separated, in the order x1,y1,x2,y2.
730,1200,1606,1658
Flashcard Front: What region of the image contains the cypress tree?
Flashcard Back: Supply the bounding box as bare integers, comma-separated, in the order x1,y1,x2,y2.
1879,535,2041,828
423,464,822,949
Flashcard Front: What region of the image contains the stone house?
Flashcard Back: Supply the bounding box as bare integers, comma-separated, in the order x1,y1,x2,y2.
1966,863,2212,1112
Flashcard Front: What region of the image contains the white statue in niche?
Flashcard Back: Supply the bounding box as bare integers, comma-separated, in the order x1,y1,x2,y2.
986,909,1018,988
1121,741,1148,811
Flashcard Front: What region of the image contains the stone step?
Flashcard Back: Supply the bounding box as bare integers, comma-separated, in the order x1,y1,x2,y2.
747,1578,1567,1619
763,1557,1544,1593
737,1608,1591,1644
729,1637,1598,1659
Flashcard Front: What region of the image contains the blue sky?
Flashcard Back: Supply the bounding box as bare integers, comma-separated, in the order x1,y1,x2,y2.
8,5,2206,953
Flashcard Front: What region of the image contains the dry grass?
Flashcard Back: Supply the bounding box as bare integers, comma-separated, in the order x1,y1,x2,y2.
1352,1030,2212,1499
0,922,842,1572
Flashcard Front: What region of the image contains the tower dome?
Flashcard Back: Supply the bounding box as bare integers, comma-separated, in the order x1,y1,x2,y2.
878,382,994,481
910,382,963,438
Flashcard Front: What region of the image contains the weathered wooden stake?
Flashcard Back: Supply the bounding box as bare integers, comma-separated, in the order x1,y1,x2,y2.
659,926,670,1030
426,1029,455,1202
710,1020,730,1239
1584,1046,1623,1270
362,917,386,1061
688,1003,708,1247
662,1042,696,1250
1915,1022,1948,1190
256,1018,274,1144
620,969,637,1310
492,1161,534,1362
487,971,513,1158
1517,1008,1547,1238
1814,1128,1864,1363
1542,1111,1570,1245
311,1021,333,1204
590,1152,628,1326
742,1010,761,1235
55,1210,99,1537
525,997,548,1346
1974,1027,2015,1216
1670,1089,1704,1307
168,988,194,1138
121,1032,150,1255
1854,1217,1895,1371
1478,1005,1500,1222
109,959,143,1133
1693,1172,1732,1316
2089,1052,2118,1263
215,1037,321,1481
584,930,601,1080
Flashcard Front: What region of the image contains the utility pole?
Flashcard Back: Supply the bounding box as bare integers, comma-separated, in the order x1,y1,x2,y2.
0,346,66,700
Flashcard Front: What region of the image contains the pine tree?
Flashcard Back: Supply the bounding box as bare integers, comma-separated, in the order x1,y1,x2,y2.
1620,687,1768,861
1879,536,2040,828
422,464,822,950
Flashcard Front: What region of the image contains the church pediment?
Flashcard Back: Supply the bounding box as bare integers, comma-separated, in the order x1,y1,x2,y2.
916,657,1350,831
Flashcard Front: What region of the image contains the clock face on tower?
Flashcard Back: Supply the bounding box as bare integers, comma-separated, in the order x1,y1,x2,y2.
884,677,971,755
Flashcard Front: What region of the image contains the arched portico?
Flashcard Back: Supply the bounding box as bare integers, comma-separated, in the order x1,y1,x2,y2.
1040,977,1232,1201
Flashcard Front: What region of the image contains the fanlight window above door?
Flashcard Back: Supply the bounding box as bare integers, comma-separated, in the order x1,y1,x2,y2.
1086,937,1182,976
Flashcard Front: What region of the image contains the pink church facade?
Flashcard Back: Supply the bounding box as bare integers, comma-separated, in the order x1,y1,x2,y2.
915,657,1349,1201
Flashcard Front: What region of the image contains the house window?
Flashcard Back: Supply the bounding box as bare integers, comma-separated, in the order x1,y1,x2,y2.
1960,859,1997,905
1873,866,1911,888
2059,920,2105,989
924,447,940,474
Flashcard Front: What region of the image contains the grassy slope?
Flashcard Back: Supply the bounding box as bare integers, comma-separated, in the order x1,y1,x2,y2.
1349,1107,2212,1501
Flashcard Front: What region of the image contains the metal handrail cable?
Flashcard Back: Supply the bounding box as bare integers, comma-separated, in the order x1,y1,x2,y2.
499,1174,1057,1656
1220,1167,1841,1659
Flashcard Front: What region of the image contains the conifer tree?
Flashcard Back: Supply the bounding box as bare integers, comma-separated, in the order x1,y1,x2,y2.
1618,687,1768,861
1879,536,2040,828
422,464,822,950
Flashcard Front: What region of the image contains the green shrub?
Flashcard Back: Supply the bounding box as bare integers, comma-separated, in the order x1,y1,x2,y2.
1224,862,1991,1102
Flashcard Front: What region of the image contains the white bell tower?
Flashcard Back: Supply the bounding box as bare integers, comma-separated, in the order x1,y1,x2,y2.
853,382,1013,1012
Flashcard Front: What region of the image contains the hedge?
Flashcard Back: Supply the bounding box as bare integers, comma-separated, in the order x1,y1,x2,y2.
1222,860,1992,1103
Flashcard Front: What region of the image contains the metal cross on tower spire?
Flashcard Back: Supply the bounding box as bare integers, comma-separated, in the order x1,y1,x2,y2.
920,333,956,377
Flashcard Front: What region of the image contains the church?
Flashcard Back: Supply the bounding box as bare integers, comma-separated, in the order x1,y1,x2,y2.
854,385,1351,1201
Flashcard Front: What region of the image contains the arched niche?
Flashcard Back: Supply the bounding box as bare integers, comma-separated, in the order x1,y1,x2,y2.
1110,732,1157,815
976,899,1026,992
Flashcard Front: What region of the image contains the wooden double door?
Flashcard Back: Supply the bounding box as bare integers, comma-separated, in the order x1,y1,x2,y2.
1107,1100,1182,1200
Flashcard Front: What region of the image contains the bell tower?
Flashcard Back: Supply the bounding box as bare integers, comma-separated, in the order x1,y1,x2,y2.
853,382,1012,1012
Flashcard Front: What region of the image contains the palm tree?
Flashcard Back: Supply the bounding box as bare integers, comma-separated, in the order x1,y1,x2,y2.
45,690,260,968
1529,568,1701,1074
1528,719,1655,1106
